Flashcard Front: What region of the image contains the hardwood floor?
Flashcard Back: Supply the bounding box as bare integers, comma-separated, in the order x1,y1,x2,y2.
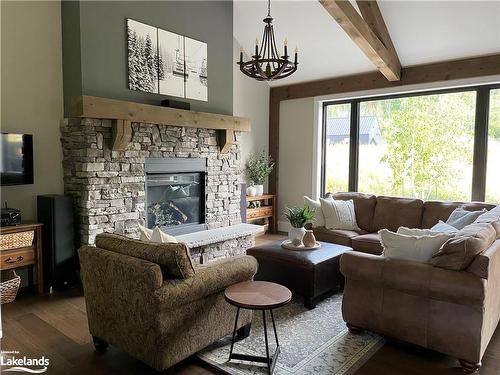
1,233,499,374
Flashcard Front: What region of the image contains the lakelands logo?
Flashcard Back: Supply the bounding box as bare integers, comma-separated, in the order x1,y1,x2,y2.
1,351,49,373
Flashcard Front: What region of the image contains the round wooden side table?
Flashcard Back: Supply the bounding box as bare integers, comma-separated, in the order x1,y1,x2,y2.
224,280,292,374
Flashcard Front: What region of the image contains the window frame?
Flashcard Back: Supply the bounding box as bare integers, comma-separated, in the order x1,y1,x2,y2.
321,83,500,201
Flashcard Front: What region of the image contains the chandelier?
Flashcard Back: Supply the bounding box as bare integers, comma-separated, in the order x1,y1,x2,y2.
238,0,298,81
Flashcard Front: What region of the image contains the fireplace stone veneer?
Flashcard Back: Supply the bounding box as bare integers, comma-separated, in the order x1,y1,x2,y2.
61,118,242,247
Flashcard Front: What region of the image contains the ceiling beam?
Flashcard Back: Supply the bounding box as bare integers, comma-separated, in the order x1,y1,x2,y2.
319,0,401,81
271,54,500,101
356,0,400,67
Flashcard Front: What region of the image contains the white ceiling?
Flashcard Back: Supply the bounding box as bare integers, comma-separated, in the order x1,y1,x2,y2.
233,0,500,87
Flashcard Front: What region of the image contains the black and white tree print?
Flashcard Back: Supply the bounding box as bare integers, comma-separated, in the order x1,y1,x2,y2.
158,28,185,97
127,19,207,101
127,19,159,93
185,37,208,101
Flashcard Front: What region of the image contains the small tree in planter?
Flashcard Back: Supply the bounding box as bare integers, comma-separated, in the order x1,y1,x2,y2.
284,204,315,246
245,151,274,196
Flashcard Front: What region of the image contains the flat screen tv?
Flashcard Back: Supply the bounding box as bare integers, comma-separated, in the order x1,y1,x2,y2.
1,133,34,186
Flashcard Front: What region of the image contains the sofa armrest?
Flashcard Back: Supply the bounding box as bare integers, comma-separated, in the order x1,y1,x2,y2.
341,251,485,307
154,255,258,308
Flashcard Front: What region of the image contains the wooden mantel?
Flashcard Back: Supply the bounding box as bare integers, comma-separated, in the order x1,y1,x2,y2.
70,95,251,152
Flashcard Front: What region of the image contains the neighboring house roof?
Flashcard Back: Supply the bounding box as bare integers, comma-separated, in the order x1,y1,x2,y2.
326,116,379,137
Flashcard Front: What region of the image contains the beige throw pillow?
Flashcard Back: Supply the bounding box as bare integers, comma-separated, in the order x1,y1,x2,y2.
151,227,178,243
138,224,154,241
319,198,360,231
304,196,325,227
380,229,453,263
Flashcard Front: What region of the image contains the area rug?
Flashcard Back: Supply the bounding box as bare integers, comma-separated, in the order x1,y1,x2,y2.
197,294,384,375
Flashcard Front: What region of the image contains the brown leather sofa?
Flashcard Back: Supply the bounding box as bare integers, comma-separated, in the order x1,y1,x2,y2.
313,192,495,254
315,193,499,373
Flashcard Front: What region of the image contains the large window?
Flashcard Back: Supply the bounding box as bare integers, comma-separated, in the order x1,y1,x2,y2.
322,84,499,203
486,89,500,203
323,103,351,193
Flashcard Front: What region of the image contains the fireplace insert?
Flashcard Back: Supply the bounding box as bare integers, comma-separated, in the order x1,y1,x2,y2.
145,158,206,235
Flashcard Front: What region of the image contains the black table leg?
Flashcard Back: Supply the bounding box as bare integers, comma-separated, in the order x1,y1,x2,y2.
229,307,240,359
262,310,271,373
270,309,279,347
228,308,280,374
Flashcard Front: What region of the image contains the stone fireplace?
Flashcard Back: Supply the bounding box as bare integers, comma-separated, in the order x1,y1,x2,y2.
61,118,242,247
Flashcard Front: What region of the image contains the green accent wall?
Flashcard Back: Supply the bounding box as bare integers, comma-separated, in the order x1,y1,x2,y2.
62,1,233,116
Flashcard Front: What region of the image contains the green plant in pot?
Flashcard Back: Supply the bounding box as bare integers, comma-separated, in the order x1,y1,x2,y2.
284,204,315,246
245,151,274,196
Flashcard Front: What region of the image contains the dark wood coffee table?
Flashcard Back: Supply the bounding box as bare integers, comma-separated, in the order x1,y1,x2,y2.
247,240,352,309
224,281,292,375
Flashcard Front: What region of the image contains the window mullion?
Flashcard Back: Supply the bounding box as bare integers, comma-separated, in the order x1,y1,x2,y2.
349,101,359,192
472,87,490,201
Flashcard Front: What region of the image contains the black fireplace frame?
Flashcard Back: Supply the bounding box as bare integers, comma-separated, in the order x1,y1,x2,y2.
145,158,207,236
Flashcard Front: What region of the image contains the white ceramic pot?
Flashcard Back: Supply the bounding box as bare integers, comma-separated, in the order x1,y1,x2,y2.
288,227,306,247
246,186,257,197
255,184,264,196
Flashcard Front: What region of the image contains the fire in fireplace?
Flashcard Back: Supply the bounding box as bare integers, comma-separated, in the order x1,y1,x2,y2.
145,158,207,235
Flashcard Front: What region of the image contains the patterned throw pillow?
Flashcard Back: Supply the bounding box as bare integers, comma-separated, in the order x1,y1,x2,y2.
319,198,360,231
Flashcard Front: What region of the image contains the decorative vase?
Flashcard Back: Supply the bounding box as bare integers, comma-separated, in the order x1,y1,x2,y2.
303,230,316,248
246,186,257,197
255,184,264,196
288,227,306,247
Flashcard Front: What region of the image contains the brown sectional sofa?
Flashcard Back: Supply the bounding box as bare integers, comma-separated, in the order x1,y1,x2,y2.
313,192,495,254
313,193,499,373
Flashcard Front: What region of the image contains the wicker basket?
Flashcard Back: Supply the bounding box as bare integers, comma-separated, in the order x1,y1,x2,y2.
0,230,34,250
1,270,21,304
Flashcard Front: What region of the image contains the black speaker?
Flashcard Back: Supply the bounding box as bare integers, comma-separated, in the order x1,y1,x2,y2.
37,195,77,291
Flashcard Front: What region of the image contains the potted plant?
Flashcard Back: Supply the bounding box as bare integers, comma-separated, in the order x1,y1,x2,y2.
284,204,315,246
245,151,274,196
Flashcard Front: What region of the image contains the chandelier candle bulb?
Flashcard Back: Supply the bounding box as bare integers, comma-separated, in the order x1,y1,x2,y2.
284,38,288,57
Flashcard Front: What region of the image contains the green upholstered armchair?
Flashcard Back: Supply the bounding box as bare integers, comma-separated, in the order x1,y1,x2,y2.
79,233,257,371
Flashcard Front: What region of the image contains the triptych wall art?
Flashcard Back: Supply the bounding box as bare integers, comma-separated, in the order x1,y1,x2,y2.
127,19,208,101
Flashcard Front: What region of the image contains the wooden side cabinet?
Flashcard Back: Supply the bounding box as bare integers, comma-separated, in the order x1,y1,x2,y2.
246,194,277,233
0,222,43,294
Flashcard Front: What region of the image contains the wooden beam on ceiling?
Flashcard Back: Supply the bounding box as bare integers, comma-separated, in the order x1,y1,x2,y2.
356,0,399,66
319,0,401,81
271,54,500,101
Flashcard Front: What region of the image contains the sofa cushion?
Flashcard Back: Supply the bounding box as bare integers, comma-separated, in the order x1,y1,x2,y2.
312,227,361,247
371,196,424,232
474,206,500,239
95,233,195,279
351,233,383,255
431,223,497,271
330,192,377,232
421,201,495,229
